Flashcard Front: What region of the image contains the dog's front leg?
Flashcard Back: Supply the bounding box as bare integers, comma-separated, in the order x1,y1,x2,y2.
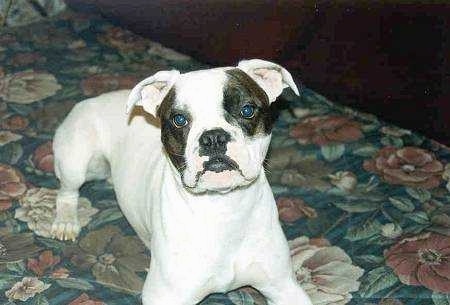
142,263,205,305
257,277,312,305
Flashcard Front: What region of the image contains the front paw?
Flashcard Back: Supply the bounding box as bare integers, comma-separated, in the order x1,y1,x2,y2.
51,220,80,241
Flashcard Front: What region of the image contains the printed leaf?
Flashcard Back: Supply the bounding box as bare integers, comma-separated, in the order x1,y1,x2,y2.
361,124,379,132
405,211,430,224
352,145,378,157
406,187,431,202
346,219,382,241
321,144,345,162
35,237,66,251
428,226,450,236
353,255,384,265
87,207,124,229
359,266,398,298
6,261,26,275
432,292,450,305
0,143,23,165
55,278,94,291
403,224,430,235
388,197,415,212
33,295,49,305
7,104,34,116
333,201,379,213
228,290,255,305
0,274,20,290
380,136,403,148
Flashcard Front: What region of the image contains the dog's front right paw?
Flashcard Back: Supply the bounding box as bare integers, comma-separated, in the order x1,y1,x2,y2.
51,220,80,241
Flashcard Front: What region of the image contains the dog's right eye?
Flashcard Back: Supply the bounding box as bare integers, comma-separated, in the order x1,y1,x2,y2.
240,104,255,119
172,114,188,128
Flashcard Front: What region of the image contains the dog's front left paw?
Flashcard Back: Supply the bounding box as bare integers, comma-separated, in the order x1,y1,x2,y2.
51,220,80,241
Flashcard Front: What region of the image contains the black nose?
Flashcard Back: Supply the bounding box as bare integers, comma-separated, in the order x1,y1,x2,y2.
199,128,231,156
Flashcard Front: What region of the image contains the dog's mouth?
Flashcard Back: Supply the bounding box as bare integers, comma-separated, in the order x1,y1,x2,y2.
181,154,250,193
202,155,239,173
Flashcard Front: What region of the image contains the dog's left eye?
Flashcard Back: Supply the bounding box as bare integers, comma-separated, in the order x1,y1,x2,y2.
240,104,255,119
172,114,188,127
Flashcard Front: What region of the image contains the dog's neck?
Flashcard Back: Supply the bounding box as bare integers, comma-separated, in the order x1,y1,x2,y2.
160,161,271,218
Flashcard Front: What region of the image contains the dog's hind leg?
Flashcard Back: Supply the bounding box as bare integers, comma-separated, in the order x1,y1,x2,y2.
51,110,100,241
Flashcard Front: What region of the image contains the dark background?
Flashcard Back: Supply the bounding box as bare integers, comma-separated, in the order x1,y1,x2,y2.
67,0,450,145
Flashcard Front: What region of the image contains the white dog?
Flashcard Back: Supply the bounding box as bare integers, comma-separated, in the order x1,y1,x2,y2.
51,59,312,305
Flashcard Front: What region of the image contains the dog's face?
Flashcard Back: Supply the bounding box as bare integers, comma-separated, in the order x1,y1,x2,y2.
127,59,299,193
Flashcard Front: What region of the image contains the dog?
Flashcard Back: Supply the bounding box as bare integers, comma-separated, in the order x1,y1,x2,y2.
51,59,312,305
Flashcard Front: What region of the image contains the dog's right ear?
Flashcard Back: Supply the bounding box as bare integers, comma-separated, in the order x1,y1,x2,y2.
126,70,180,116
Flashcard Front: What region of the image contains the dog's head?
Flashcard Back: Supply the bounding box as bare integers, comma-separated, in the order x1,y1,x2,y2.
127,59,299,193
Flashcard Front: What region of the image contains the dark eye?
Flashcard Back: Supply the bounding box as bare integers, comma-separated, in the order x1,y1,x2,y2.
240,104,255,119
172,114,188,127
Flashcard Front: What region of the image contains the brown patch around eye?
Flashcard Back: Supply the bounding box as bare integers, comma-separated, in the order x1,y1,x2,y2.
158,87,191,173
223,69,274,136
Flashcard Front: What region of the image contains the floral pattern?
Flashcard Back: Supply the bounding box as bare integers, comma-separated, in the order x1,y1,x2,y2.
385,233,450,293
0,7,449,305
15,187,98,238
363,146,444,189
5,277,50,301
289,236,364,305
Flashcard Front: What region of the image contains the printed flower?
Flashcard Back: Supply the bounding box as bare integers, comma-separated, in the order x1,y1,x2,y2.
15,187,98,238
328,171,357,192
289,236,364,305
276,159,333,192
5,277,50,301
32,141,54,173
51,267,70,279
147,42,191,61
68,293,106,305
81,74,138,96
443,164,450,181
65,225,150,293
363,146,444,189
0,70,61,104
0,131,22,146
0,34,17,48
0,200,12,211
443,164,450,193
0,164,27,206
1,115,29,131
11,52,46,67
30,100,75,132
384,233,450,292
98,26,148,52
27,250,61,276
276,197,317,222
0,233,42,263
290,115,363,146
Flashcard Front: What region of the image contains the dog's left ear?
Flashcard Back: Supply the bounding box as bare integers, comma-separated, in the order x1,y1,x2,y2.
126,70,180,116
237,59,300,103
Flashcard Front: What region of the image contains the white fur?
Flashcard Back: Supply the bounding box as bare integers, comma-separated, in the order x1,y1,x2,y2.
52,60,311,305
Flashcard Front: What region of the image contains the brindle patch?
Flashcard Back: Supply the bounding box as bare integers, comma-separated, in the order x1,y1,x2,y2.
157,87,191,173
223,69,275,136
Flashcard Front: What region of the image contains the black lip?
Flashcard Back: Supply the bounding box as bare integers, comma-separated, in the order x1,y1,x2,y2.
203,155,239,173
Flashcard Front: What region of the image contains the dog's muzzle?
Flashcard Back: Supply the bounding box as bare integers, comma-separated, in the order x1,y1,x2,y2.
203,155,239,173
199,128,239,173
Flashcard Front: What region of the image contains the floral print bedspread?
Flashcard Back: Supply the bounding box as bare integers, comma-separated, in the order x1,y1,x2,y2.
1,9,449,305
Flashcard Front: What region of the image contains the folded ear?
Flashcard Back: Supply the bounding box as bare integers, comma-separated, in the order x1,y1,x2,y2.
126,70,180,116
237,59,300,103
